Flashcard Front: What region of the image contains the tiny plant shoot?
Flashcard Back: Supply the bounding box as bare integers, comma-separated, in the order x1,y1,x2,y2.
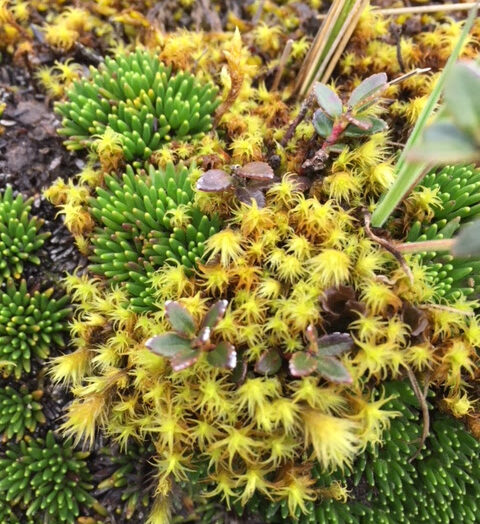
146,300,236,371
304,73,388,172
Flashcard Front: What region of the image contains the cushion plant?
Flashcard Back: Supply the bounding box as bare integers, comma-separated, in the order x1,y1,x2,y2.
55,49,220,161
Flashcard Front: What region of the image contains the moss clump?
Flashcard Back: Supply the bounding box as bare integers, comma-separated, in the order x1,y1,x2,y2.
53,132,480,520
55,49,220,161
44,17,480,524
89,162,220,312
0,385,45,440
252,381,480,524
0,431,97,523
0,186,49,282
0,279,70,378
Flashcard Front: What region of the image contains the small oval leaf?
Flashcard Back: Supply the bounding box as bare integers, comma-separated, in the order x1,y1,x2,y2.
237,161,274,180
312,109,334,138
206,341,237,369
201,300,228,330
314,83,343,118
196,169,233,192
344,117,387,137
232,355,248,384
171,347,200,371
255,349,282,375
317,356,353,383
146,333,193,357
316,332,354,357
289,352,317,377
348,73,387,108
165,301,196,337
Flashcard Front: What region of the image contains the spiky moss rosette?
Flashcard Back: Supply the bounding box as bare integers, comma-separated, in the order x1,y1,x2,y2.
406,164,480,301
0,430,98,523
249,381,480,524
0,185,49,281
0,279,70,378
55,49,220,161
89,162,220,312
0,384,45,440
0,503,32,524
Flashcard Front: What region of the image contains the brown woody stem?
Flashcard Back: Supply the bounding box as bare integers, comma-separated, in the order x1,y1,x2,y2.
281,93,315,147
363,211,414,284
405,365,430,463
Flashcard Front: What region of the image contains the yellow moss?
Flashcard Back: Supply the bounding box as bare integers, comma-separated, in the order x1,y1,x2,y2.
307,249,351,288
205,229,245,267
350,392,400,449
302,410,359,471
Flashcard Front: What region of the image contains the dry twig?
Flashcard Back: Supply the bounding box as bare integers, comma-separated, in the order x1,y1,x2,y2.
363,211,414,284
405,366,430,463
272,39,293,92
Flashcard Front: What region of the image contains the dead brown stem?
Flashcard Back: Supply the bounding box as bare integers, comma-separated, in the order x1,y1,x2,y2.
272,39,293,92
405,365,430,463
363,211,414,284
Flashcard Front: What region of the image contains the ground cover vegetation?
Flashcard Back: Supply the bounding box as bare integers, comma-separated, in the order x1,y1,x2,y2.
1,0,480,523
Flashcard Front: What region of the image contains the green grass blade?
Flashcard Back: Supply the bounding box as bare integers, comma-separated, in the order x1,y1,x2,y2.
298,0,359,97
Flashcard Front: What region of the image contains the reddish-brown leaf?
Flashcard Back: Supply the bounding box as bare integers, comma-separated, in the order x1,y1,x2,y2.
196,169,233,192
236,161,274,180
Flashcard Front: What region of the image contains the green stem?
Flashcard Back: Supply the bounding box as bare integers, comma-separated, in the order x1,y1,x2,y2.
395,238,455,254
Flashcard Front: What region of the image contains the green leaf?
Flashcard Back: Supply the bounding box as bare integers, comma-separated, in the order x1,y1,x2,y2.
255,349,282,375
201,300,228,330
289,352,317,377
344,117,387,137
327,143,347,153
452,220,480,257
165,301,196,337
444,61,480,138
348,73,387,109
317,332,354,357
313,83,343,118
145,333,192,357
171,347,200,371
231,354,247,384
312,109,334,138
410,122,479,163
317,356,353,383
206,341,237,369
